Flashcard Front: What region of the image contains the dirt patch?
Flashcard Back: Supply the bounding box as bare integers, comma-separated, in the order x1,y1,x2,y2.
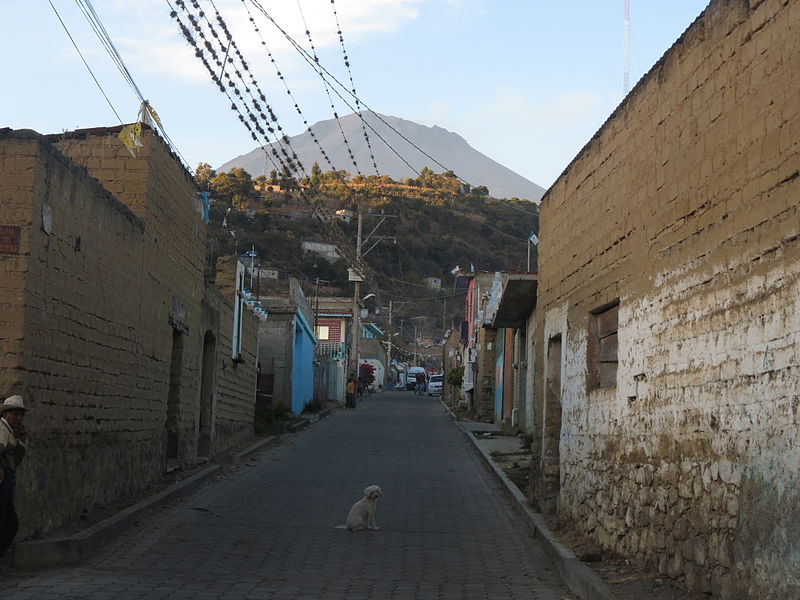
547,521,707,600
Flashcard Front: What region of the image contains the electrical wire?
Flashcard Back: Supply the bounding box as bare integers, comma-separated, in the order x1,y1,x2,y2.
248,0,481,192
170,1,365,275
329,0,380,176
48,0,124,124
71,0,190,167
238,0,337,171
294,0,361,175
247,0,422,177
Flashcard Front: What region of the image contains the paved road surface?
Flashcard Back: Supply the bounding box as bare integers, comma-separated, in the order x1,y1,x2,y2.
1,392,572,599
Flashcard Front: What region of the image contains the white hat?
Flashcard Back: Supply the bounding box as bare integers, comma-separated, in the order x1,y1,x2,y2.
0,395,28,414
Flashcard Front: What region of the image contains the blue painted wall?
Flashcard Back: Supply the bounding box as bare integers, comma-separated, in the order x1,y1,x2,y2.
291,310,317,414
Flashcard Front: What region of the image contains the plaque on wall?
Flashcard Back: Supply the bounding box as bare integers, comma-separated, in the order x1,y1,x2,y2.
0,226,21,254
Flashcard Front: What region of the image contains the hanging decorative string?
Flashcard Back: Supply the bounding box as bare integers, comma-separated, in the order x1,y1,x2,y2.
180,0,301,173
171,0,371,277
293,0,361,175
235,0,337,172
169,2,283,173
329,0,380,176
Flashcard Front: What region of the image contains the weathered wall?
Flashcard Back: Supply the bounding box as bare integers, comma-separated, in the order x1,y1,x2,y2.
258,311,295,409
0,129,159,535
50,126,206,465
207,256,259,453
534,0,799,597
0,126,258,538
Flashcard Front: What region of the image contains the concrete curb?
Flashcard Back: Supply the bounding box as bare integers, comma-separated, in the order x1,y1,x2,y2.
442,401,617,600
13,464,222,570
14,408,338,570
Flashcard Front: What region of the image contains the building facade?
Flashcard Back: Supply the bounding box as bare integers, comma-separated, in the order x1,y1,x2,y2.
532,1,800,597
0,125,259,538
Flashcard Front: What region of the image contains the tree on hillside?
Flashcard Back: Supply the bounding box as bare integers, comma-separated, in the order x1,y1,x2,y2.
308,162,323,189
278,166,298,191
210,168,257,205
195,163,216,191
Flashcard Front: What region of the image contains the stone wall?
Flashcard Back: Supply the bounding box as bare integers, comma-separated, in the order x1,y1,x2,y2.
533,0,799,597
0,126,258,537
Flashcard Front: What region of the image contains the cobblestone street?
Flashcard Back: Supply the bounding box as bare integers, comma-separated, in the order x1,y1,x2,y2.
1,392,571,599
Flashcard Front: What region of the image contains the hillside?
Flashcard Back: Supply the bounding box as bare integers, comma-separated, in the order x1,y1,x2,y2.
218,112,546,203
199,165,539,333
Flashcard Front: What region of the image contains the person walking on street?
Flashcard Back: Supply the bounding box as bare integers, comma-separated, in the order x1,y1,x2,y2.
345,374,357,409
0,395,28,560
415,372,426,395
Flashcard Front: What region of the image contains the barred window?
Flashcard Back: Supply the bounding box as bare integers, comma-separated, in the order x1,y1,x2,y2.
592,301,619,388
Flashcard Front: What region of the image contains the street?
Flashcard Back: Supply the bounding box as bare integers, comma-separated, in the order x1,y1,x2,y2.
1,392,571,599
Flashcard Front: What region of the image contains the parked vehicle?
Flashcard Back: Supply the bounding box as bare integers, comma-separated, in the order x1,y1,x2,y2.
427,374,443,396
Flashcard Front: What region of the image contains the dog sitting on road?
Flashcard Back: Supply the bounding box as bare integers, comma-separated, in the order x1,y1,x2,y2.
335,485,382,531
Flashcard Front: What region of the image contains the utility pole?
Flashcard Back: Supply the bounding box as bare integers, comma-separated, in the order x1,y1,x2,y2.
350,208,363,379
386,300,393,367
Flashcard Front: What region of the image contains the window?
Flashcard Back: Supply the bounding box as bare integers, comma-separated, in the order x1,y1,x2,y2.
231,261,245,360
316,325,330,340
592,301,619,388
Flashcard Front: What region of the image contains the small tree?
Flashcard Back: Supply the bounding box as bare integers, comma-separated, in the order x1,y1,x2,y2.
359,362,376,388
447,366,464,388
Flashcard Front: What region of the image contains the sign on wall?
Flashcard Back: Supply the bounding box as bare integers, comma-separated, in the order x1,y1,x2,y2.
0,226,21,254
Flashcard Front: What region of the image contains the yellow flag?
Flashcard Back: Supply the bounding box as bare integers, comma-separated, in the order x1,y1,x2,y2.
118,122,143,157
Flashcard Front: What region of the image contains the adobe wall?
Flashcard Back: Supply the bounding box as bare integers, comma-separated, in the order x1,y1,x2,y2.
0,129,158,535
535,0,799,597
203,263,259,455
49,127,207,466
0,127,258,537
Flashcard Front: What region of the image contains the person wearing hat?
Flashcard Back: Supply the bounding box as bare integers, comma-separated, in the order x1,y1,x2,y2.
0,395,27,559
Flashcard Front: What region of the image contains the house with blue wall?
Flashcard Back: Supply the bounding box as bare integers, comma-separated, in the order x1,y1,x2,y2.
255,278,317,414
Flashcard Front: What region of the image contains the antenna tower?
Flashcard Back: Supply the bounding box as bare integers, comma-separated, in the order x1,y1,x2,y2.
624,0,631,94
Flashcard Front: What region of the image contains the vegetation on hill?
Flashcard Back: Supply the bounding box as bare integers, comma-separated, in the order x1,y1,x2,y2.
195,162,539,337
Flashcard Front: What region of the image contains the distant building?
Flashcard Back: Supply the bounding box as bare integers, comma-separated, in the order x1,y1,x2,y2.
335,208,354,223
302,240,341,264
425,277,442,291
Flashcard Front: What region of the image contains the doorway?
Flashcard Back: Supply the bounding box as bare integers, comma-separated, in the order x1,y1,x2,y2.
198,330,216,458
166,329,184,463
543,334,563,513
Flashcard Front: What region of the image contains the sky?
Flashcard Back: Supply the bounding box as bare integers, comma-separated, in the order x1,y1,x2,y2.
2,1,711,189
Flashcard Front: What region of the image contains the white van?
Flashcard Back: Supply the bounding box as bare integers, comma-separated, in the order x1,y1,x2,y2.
427,374,443,396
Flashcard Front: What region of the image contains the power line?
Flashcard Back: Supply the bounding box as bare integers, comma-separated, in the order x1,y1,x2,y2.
68,0,190,167
170,0,367,275
237,0,337,172
247,0,423,177
169,0,294,174
329,0,380,176
248,0,478,190
48,0,124,124
294,0,362,175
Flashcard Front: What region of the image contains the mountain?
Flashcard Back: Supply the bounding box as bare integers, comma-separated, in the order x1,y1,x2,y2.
217,112,545,202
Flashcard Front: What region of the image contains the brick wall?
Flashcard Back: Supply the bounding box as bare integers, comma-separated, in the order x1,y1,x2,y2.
0,126,258,537
534,0,799,597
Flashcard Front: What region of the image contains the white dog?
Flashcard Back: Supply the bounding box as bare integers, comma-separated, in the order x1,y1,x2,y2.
337,485,382,531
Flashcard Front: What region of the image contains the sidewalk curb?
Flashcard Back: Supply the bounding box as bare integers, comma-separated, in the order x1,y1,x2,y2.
14,408,337,571
442,402,617,600
13,464,222,570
